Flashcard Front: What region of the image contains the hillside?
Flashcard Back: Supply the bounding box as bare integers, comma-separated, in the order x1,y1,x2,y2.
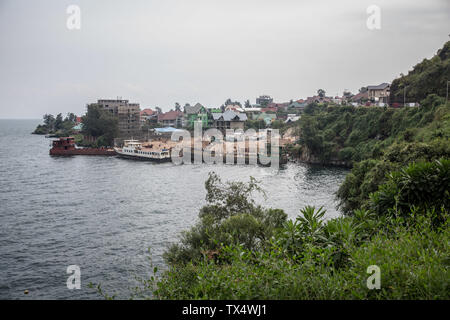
390,41,450,104
290,94,449,167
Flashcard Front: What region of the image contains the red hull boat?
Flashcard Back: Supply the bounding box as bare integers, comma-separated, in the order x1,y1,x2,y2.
49,137,116,156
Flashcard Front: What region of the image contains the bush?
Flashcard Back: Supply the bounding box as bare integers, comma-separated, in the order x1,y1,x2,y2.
370,159,450,220
96,165,449,300
154,207,449,300
164,172,287,266
337,140,450,215
338,147,355,161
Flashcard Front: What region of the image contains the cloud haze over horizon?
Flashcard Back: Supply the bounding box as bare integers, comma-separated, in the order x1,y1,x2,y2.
0,0,449,119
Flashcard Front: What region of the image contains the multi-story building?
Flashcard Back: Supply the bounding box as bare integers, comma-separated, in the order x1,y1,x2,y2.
95,99,141,137
367,83,390,103
256,95,273,106
184,103,209,128
212,110,248,133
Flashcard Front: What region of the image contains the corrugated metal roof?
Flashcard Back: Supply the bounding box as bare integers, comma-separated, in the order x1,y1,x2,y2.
367,83,390,90
185,103,205,114
212,110,247,121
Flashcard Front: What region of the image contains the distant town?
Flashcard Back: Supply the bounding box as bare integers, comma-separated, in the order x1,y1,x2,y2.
34,81,417,143
95,82,396,137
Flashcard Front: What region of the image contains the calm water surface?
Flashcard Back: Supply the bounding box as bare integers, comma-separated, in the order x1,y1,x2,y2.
0,119,349,299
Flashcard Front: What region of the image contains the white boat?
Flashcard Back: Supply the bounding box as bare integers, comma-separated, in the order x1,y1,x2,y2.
114,140,172,162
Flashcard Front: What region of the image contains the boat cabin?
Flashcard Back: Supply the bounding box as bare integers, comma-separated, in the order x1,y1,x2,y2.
52,137,76,151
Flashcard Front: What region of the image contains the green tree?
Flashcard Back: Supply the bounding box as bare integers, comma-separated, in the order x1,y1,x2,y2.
43,114,55,131
81,104,118,146
317,89,326,98
54,113,63,131
65,112,77,122
390,40,450,103
164,172,287,266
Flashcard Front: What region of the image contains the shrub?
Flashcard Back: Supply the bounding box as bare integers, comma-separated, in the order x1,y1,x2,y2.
164,172,287,266
370,159,450,220
154,208,449,300
338,147,355,161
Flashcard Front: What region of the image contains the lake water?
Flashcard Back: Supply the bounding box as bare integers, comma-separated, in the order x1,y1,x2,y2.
0,119,349,299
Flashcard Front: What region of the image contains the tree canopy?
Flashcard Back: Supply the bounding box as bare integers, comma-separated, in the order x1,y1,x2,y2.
390,40,450,103
81,104,118,146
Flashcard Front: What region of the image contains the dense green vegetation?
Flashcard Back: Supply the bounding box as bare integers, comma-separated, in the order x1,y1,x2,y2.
90,41,450,300
80,104,119,147
390,41,450,104
293,94,449,166
163,172,287,266
33,113,78,136
136,42,450,300
336,96,449,215
127,161,448,300
35,105,118,147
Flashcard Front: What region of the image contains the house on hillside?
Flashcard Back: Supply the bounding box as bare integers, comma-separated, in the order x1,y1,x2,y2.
287,100,307,111
212,110,248,132
367,83,390,104
305,95,333,105
333,96,343,105
184,103,209,128
261,106,278,113
267,102,289,111
243,107,262,120
140,108,157,124
350,91,369,106
256,95,273,106
72,123,83,133
256,112,277,126
158,110,183,128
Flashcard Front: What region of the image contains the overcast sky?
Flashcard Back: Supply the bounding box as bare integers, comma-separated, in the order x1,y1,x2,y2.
0,0,449,118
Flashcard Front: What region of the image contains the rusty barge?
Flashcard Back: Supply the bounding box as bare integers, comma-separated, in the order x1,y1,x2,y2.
49,137,116,156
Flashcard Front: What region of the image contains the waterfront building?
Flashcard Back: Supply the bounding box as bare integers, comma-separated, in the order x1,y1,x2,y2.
95,99,141,138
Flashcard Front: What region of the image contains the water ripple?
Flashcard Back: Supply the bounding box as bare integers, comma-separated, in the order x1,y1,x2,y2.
0,120,349,299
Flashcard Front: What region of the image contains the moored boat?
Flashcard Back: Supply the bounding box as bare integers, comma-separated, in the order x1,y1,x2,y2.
49,137,116,156
114,140,172,162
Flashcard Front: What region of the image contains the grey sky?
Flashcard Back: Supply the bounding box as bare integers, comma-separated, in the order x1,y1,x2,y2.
0,0,449,118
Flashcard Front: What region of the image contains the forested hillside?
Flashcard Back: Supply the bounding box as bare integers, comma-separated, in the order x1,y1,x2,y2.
390,41,450,104
292,94,449,167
